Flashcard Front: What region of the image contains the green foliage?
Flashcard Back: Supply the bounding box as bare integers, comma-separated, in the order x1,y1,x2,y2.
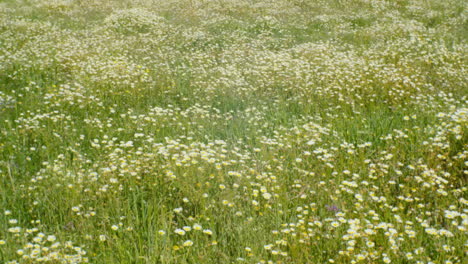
0,0,467,263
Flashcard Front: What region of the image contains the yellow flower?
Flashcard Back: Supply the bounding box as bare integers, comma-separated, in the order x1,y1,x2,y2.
183,240,193,247
174,229,185,235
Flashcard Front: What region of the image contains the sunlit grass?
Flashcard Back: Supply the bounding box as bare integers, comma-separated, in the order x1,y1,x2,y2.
0,0,467,263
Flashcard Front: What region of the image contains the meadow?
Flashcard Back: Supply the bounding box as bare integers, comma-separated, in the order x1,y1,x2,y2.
0,0,467,263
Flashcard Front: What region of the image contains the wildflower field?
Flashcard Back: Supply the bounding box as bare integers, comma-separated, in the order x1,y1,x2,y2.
0,0,467,263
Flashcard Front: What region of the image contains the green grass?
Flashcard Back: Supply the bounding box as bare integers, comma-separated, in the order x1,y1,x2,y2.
0,0,467,263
